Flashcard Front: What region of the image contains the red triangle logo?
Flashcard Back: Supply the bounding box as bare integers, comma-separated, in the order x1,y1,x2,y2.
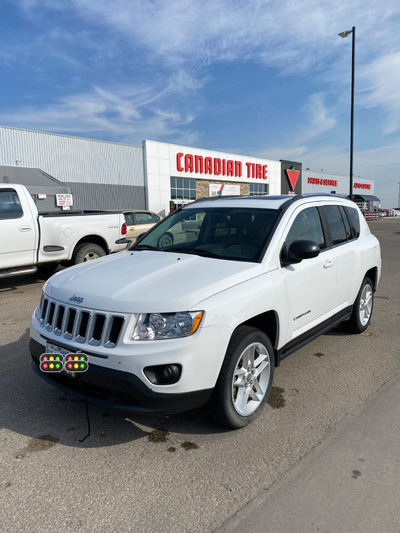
286,167,300,190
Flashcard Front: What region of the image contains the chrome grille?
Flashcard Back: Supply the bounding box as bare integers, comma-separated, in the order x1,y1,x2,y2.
39,297,125,348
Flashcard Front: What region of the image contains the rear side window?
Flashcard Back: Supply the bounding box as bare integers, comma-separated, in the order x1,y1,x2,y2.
323,205,349,245
124,212,135,225
0,189,24,220
135,212,156,225
345,207,360,238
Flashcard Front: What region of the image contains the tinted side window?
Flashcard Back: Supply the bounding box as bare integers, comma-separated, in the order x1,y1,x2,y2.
0,189,24,220
135,212,155,225
345,207,360,238
340,206,352,240
323,205,348,245
286,207,326,250
124,212,135,225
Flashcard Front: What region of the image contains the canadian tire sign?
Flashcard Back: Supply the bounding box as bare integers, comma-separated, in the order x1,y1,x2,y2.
281,160,302,194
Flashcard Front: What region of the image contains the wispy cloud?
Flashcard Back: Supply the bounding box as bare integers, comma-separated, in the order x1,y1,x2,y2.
359,52,400,134
304,93,337,138
13,1,400,70
0,80,200,145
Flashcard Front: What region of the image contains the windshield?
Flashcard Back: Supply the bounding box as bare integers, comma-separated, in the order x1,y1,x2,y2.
132,206,279,262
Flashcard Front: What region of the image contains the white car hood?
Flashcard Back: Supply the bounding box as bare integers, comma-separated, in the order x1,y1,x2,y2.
46,250,264,313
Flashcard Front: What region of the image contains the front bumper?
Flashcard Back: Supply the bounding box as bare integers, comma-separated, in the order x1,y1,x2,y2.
30,338,213,414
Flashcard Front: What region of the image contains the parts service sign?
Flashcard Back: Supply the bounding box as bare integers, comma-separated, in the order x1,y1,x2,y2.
56,194,73,210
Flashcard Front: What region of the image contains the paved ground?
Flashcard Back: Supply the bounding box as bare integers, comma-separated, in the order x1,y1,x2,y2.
0,217,399,532
218,373,400,533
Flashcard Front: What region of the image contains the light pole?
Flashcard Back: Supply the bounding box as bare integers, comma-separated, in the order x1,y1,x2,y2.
338,26,355,200
398,182,400,209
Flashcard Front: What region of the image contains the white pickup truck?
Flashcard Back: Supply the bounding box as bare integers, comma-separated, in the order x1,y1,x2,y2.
0,184,128,278
30,194,381,428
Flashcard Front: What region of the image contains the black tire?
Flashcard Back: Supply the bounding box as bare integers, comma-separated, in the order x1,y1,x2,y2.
207,326,275,429
157,232,173,248
343,277,374,333
71,243,106,265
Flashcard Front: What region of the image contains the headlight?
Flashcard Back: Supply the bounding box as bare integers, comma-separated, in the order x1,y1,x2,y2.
35,291,45,320
131,311,203,340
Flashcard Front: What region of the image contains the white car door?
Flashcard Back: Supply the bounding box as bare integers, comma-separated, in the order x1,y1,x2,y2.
322,204,359,309
280,205,337,342
0,188,37,268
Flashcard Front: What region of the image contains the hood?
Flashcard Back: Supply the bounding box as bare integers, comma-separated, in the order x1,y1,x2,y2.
46,250,264,313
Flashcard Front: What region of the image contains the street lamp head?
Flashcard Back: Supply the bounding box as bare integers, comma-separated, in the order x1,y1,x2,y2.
338,30,353,38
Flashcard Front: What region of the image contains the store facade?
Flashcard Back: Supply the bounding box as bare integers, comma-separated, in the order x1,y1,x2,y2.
143,140,288,216
302,169,379,209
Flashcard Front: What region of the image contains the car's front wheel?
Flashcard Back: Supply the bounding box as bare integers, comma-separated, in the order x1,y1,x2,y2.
208,326,274,429
343,277,374,333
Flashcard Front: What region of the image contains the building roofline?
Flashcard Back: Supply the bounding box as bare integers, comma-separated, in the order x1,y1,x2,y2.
0,124,141,149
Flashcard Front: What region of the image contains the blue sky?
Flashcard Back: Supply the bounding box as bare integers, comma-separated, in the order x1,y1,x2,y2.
1,0,399,207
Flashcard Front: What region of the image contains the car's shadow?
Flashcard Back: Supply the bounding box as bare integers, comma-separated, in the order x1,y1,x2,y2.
0,329,228,452
0,266,64,291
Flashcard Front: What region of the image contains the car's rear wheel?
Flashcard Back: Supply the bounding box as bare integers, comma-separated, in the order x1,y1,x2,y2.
208,326,274,429
71,243,106,265
343,277,374,333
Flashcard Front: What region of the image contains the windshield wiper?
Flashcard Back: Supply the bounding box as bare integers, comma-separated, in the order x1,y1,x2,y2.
134,244,158,250
166,247,219,258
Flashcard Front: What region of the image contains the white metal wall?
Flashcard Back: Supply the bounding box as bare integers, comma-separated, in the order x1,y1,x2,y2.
0,126,144,186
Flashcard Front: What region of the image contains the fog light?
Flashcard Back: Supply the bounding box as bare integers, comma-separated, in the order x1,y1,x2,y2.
144,364,182,385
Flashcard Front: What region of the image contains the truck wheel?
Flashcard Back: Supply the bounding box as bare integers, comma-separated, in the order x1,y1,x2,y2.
343,277,374,333
71,243,106,265
207,326,274,429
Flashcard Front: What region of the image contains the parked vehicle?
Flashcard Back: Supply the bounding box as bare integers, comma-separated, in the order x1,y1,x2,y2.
0,184,128,278
30,194,381,428
123,210,162,243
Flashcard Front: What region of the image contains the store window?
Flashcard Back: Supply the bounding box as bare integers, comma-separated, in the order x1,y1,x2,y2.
250,183,269,196
170,177,196,201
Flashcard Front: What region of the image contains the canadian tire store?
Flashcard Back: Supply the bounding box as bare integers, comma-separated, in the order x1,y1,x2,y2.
143,140,286,215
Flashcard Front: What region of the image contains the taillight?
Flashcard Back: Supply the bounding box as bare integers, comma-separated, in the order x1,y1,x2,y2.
121,222,127,235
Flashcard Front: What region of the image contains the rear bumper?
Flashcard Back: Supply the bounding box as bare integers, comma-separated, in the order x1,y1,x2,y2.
29,338,212,414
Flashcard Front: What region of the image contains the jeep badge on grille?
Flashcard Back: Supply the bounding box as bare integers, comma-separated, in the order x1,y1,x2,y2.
70,295,84,304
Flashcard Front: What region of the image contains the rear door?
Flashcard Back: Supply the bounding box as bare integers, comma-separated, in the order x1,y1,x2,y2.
320,204,359,309
0,187,37,268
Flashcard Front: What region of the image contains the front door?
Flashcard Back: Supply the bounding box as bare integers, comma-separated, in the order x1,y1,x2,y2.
280,205,337,342
0,188,37,269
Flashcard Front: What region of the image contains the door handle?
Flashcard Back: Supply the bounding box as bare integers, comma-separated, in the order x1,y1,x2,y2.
323,260,335,269
19,225,32,232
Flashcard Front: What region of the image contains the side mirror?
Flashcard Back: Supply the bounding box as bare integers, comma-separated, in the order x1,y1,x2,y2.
282,240,320,266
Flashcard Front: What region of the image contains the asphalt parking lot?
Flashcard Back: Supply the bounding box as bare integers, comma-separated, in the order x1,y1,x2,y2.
1,218,399,533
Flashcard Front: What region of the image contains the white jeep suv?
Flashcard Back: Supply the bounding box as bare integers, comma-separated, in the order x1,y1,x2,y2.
30,194,381,428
